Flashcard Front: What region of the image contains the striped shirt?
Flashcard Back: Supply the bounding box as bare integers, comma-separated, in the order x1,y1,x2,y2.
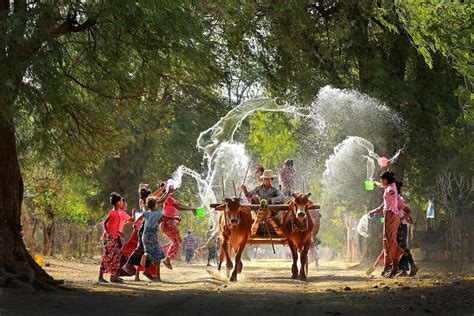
183,234,196,251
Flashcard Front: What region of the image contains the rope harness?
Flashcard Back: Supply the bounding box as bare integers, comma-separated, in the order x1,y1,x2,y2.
262,217,276,254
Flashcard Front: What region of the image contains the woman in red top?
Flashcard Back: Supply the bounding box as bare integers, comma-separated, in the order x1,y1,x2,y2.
160,180,196,269
98,192,124,283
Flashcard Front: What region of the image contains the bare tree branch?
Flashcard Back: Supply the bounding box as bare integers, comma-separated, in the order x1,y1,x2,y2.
435,169,474,217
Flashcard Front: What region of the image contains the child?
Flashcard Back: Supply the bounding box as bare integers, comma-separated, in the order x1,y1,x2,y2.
116,198,134,277
396,182,418,277
160,180,196,268
122,186,157,281
98,192,124,283
206,235,219,267
118,198,133,237
140,197,169,281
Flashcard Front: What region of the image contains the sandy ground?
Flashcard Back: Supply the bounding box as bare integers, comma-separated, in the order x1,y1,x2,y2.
0,257,473,316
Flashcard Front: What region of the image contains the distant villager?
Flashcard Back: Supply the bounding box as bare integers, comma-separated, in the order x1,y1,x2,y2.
279,159,296,197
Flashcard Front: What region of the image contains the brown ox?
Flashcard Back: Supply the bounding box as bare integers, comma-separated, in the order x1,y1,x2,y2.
281,192,315,281
217,197,252,281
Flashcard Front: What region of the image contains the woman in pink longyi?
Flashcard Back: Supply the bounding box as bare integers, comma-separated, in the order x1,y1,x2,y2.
369,171,405,278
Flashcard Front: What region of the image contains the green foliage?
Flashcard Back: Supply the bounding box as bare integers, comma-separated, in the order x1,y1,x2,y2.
2,1,224,172
92,92,230,210
56,176,103,225
318,206,347,252
396,1,473,84
247,112,300,169
1,0,472,256
24,164,100,226
1,1,228,230
395,2,473,156
23,165,62,224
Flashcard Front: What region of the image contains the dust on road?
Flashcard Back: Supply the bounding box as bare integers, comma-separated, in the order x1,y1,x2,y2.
0,258,472,315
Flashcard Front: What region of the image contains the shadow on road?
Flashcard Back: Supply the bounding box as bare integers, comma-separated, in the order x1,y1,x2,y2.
1,280,472,315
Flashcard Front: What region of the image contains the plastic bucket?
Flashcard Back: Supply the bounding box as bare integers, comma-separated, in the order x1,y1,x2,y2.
364,180,375,191
195,207,206,218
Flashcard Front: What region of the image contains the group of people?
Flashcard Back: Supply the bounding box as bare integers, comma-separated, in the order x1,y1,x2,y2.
97,159,301,283
98,180,197,283
367,171,419,278
98,160,414,283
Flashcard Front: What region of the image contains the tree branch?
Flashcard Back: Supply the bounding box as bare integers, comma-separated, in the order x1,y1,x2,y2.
48,17,97,38
65,73,140,101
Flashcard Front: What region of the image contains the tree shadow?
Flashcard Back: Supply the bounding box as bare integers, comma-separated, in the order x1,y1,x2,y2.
251,274,368,284
11,279,471,316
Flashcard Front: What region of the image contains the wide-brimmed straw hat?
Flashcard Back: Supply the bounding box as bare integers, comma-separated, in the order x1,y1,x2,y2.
260,170,275,179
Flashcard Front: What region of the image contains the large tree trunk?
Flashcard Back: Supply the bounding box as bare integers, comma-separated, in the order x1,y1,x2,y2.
0,117,60,290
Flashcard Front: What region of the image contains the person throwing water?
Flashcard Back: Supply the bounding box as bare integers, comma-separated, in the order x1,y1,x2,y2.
160,180,197,269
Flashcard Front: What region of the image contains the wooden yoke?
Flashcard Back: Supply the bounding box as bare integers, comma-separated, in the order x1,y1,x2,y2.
210,203,320,211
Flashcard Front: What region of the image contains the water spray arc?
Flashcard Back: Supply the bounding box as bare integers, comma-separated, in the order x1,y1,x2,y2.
169,86,407,244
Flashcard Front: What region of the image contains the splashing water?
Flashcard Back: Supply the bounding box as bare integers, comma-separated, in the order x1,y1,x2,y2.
337,136,405,182
322,136,405,204
168,86,407,241
310,87,407,139
171,98,297,234
323,137,377,192
288,87,407,188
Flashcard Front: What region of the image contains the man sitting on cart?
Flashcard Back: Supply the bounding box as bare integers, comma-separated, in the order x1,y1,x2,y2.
241,170,284,205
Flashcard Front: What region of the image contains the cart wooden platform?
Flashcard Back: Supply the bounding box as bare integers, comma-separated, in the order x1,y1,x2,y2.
210,203,320,246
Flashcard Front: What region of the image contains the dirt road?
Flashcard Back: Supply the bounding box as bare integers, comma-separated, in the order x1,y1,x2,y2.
0,258,472,315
